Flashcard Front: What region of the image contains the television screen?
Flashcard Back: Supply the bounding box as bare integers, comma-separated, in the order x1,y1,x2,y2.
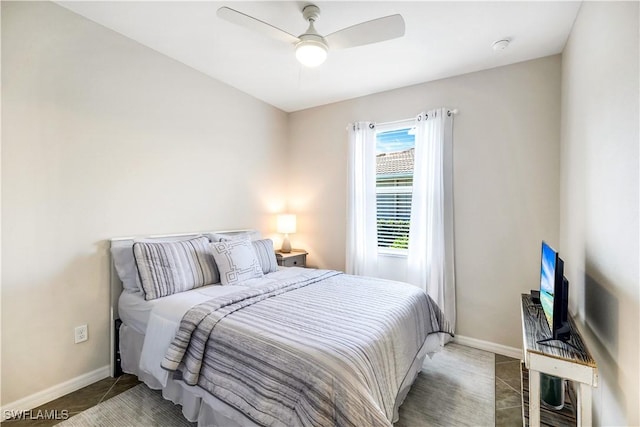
539,241,557,331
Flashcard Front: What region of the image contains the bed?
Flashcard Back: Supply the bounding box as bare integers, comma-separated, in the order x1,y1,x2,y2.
110,230,451,427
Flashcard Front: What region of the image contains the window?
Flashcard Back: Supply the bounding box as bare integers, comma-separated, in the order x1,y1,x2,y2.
375,120,415,253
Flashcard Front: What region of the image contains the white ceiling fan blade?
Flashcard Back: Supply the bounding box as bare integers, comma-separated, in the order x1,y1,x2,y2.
325,14,405,50
217,7,299,45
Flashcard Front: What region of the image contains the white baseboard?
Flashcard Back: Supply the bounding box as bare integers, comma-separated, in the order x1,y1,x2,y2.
454,334,522,360
1,365,110,420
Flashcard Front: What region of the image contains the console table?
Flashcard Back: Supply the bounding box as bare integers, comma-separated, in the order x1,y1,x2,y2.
520,294,598,426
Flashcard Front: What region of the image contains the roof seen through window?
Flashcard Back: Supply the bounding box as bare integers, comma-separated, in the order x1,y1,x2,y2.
376,127,415,154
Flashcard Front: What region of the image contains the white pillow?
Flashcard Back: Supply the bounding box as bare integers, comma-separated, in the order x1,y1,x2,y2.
111,244,142,293
210,238,264,285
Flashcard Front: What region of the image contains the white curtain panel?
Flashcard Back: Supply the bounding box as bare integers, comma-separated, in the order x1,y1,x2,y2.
408,108,456,341
346,122,379,276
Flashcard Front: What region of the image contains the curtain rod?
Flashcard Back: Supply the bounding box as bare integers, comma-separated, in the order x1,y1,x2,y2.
378,108,459,127
348,108,459,130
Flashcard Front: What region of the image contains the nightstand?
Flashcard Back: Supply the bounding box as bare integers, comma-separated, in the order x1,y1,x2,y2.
275,250,308,267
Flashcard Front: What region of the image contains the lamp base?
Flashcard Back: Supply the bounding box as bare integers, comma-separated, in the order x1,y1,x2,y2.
281,234,292,253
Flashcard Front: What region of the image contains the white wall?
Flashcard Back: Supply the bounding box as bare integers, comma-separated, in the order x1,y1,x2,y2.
1,1,288,406
559,2,639,425
288,56,562,350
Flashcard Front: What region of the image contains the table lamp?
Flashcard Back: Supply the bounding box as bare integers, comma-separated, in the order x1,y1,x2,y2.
277,214,296,253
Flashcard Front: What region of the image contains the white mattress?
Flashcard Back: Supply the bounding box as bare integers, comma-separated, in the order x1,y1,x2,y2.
118,286,246,334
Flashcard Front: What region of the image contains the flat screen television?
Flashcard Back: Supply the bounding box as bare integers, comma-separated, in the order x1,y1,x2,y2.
539,241,570,342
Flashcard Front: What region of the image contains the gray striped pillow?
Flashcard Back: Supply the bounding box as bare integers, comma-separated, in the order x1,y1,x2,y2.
133,236,220,300
252,239,278,274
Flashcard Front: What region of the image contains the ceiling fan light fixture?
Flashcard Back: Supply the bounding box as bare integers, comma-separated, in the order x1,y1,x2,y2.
295,38,328,67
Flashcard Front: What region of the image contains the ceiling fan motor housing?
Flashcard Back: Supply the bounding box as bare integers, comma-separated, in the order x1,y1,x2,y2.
299,5,326,45
302,5,321,23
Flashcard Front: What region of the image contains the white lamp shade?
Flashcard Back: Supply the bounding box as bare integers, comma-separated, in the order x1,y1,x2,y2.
295,41,327,67
277,214,297,234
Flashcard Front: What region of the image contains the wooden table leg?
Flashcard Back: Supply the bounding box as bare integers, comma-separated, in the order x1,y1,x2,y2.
577,382,593,426
529,369,541,427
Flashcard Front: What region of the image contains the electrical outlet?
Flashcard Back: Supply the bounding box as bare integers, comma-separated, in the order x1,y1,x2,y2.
74,325,88,344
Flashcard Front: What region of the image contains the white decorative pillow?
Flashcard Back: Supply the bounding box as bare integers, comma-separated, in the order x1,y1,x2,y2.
111,244,143,293
133,236,220,300
210,238,264,285
251,239,278,274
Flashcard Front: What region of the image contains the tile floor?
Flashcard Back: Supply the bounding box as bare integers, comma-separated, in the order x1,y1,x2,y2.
495,354,524,426
2,375,140,427
4,353,525,427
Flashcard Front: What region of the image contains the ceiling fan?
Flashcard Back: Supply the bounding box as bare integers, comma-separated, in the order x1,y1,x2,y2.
217,4,405,67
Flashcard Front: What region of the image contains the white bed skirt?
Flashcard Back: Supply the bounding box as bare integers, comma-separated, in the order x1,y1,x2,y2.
119,323,443,426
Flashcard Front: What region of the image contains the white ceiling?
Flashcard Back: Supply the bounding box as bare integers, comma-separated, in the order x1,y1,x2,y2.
56,1,582,112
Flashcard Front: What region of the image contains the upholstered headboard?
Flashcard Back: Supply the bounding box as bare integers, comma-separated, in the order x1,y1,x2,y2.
109,229,261,376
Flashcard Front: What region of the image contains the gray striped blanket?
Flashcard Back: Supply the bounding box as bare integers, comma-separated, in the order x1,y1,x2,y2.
162,269,450,427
